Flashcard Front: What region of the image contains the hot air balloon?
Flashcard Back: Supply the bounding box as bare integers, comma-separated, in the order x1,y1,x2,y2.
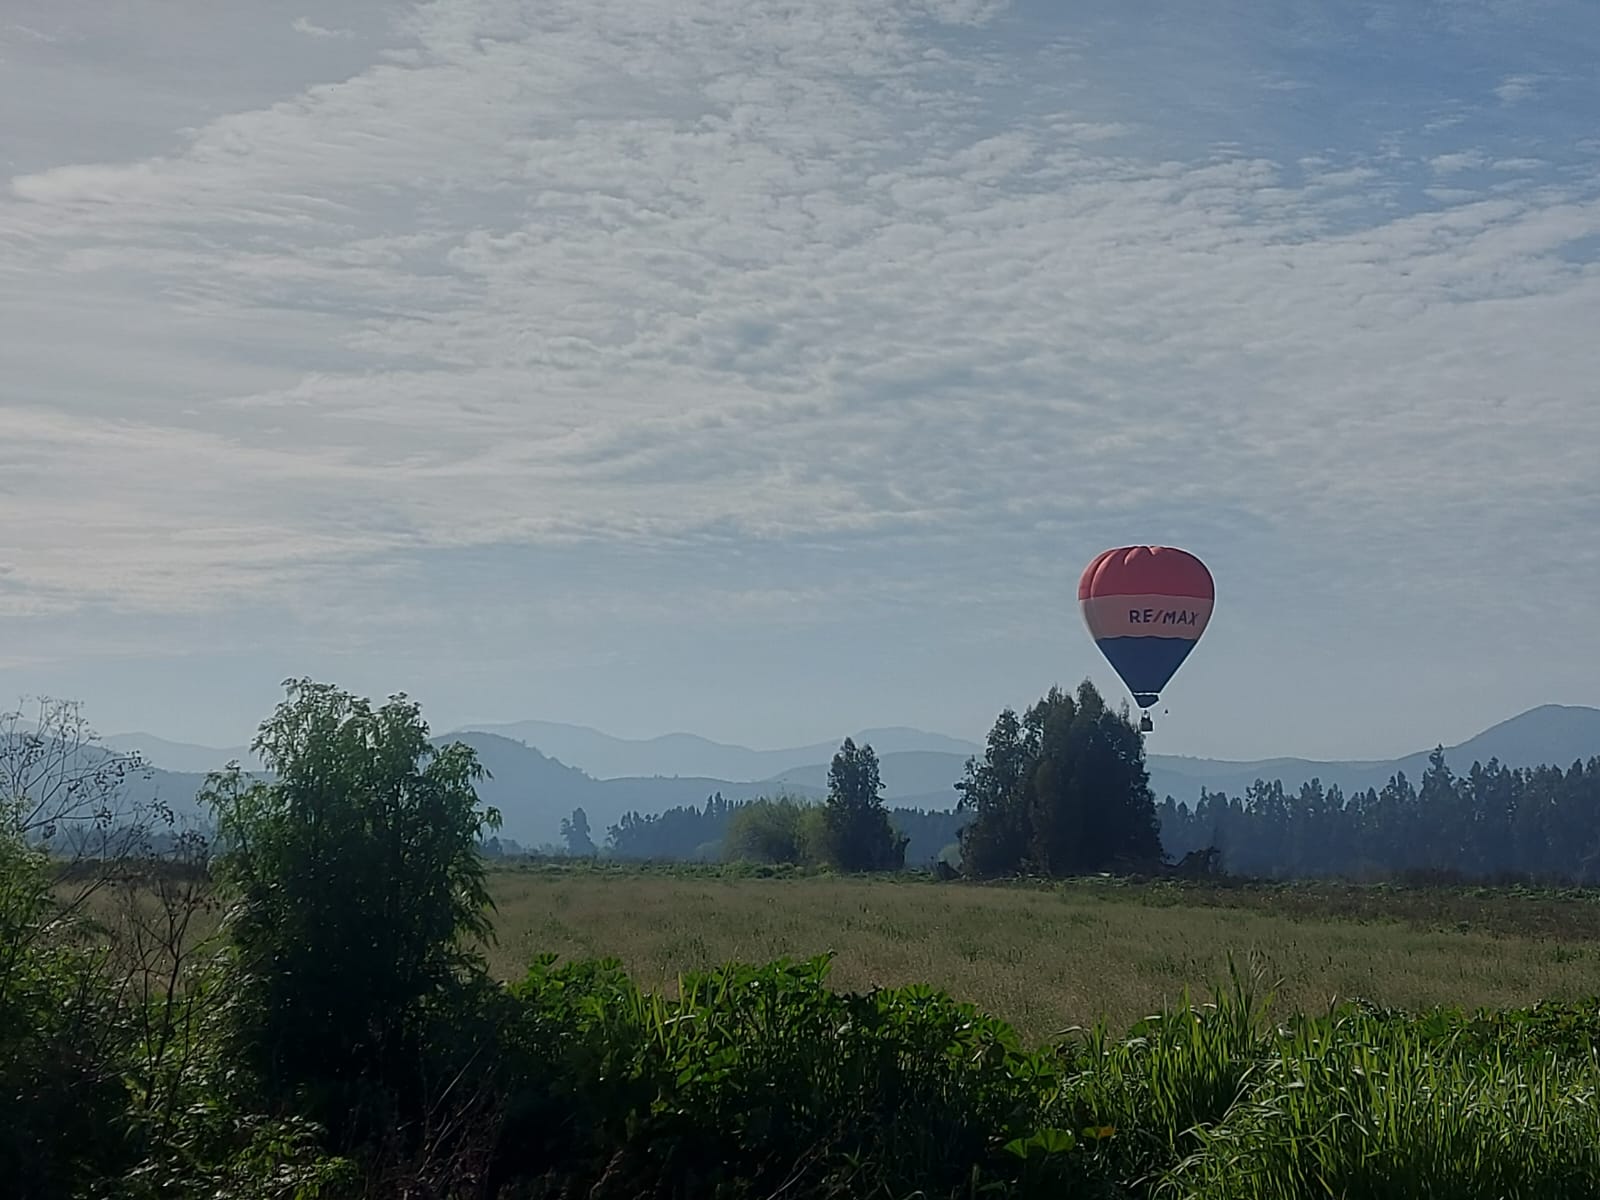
1079,545,1213,732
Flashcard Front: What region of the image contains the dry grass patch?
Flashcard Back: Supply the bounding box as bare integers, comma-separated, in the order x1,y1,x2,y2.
484,867,1600,1040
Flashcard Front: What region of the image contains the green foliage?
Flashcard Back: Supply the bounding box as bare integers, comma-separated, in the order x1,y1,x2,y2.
480,945,1600,1199
200,678,502,1146
608,792,735,859
560,806,597,857
953,706,1033,877
0,696,178,1198
959,681,1163,878
498,952,1083,1198
1162,751,1600,886
611,793,963,872
821,738,908,872
0,832,134,1198
1160,994,1600,1199
722,794,827,865
720,743,912,873
119,1001,361,1200
18,679,1600,1199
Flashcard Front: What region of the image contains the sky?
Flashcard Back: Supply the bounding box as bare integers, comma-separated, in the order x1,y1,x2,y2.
2,0,1598,764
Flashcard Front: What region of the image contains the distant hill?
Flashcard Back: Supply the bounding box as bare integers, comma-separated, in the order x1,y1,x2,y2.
461,703,1600,835
1146,704,1600,804
438,731,818,843
55,730,821,847
101,733,260,774
1,732,213,832
762,750,970,803
101,705,1600,848
451,719,981,781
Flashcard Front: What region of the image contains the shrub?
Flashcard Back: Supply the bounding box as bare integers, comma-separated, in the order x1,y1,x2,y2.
723,795,826,866
200,679,502,1152
494,952,1088,1198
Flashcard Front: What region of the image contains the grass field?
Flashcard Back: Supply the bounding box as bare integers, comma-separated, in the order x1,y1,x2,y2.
53,858,1600,1194
484,863,1600,1040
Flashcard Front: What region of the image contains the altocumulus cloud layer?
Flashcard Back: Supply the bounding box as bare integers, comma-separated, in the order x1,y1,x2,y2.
1,0,1597,757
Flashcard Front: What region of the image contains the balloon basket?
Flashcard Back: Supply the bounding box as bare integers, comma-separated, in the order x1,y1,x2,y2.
1139,713,1154,733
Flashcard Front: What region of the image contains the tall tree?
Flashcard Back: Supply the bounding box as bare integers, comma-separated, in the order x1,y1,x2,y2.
561,806,597,857
1032,682,1162,873
822,738,906,872
955,707,1035,877
959,680,1162,877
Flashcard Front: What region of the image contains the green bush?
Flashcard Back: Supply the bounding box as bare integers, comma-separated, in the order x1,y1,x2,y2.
494,952,1088,1198
0,836,135,1198
200,679,502,1154
723,795,827,866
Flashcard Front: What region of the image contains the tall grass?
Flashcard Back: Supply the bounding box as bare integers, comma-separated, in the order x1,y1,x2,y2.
494,943,1600,1199
1165,996,1600,1199
1051,953,1600,1198
483,867,1600,1039
55,862,1600,1196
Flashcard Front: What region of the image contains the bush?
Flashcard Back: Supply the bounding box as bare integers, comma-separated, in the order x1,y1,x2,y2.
723,795,827,866
200,679,502,1152
493,952,1087,1198
0,835,134,1198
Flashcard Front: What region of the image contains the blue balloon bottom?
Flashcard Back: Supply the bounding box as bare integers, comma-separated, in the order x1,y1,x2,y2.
1094,636,1198,707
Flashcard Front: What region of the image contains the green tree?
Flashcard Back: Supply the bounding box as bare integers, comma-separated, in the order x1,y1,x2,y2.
1048,681,1162,872
201,678,501,1144
955,707,1035,877
959,681,1162,877
561,806,597,857
723,795,815,865
822,739,907,872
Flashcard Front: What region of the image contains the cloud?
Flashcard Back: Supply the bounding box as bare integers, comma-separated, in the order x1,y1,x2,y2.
1429,151,1487,174
291,17,354,39
3,0,1600,754
2,22,57,44
1495,73,1540,104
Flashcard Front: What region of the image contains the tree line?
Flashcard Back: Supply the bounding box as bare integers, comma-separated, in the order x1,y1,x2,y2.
12,684,1600,1197
551,683,1600,887
596,788,966,869
552,738,963,872
1158,748,1600,884
590,680,1169,880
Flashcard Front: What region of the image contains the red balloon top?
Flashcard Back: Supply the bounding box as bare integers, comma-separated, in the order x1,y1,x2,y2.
1078,545,1214,601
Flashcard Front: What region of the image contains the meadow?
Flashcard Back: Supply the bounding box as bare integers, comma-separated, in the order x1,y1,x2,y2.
484,862,1600,1039
19,682,1600,1197
34,853,1600,1197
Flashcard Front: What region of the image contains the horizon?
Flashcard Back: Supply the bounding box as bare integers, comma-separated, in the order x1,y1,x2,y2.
5,1,1598,764
101,697,1600,772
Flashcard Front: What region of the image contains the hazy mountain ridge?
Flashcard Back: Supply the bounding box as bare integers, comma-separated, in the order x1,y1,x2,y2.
761,750,972,803
101,733,260,775
101,705,1600,847
452,719,982,781
0,733,214,832
443,731,826,842
1147,704,1600,805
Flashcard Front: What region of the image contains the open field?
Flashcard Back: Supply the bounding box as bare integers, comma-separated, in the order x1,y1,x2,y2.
484,864,1600,1040
42,857,1600,1194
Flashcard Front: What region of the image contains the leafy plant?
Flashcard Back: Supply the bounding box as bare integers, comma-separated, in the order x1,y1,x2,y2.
201,678,502,1151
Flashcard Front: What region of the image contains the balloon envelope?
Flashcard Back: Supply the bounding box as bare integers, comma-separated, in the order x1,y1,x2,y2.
1079,545,1213,709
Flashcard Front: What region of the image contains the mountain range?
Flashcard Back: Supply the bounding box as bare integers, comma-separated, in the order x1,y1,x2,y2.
99,704,1600,847
450,720,984,782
